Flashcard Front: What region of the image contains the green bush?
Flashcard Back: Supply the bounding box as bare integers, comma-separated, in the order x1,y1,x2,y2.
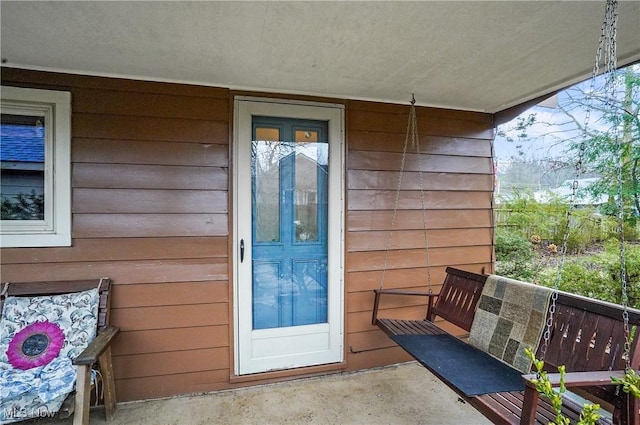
495,190,633,252
495,228,534,262
537,240,640,309
494,228,539,281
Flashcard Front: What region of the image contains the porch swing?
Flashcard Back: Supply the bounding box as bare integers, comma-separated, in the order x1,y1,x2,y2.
371,1,640,423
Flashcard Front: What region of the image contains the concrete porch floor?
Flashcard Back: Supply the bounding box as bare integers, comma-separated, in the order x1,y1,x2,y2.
29,362,492,425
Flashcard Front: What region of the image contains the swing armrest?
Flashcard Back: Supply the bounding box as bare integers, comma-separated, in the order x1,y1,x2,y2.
372,289,439,325
522,370,626,388
519,371,626,425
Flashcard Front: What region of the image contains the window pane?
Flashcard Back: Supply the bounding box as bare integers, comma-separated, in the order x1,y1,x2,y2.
295,130,318,143
0,113,46,221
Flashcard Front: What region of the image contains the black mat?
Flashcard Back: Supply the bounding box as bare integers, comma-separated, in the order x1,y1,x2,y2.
390,333,525,397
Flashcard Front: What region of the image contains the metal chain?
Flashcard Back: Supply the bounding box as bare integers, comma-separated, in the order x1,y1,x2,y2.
601,0,632,370
412,98,433,292
379,96,417,289
539,0,616,360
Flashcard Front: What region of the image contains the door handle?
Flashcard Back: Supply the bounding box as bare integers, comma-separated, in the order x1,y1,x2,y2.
240,239,245,263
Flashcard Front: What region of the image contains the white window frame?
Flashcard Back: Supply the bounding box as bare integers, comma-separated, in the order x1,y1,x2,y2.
1,86,71,247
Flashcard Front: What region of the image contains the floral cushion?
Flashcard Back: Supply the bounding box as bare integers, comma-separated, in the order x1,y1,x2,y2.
0,288,100,423
0,288,100,365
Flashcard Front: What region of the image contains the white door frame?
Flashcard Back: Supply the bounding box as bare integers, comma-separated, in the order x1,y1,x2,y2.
232,96,345,375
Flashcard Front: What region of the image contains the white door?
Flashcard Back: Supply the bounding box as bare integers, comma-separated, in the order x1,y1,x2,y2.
233,97,344,375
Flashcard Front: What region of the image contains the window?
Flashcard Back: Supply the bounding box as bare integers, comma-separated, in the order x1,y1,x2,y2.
1,86,71,247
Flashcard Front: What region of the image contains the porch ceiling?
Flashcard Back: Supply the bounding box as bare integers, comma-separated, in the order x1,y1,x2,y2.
1,1,639,114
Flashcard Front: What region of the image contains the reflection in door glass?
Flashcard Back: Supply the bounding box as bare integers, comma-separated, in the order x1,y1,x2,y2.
253,128,281,242
251,118,329,329
294,136,327,243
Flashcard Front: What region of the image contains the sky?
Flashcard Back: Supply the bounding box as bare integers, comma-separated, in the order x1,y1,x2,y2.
494,63,637,171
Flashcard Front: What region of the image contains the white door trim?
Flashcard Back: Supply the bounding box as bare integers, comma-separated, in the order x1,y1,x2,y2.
232,96,345,375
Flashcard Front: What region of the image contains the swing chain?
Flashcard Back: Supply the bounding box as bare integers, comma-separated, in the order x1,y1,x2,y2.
540,0,620,361
600,0,633,370
379,95,432,293
379,95,417,290
412,99,433,292
594,0,632,371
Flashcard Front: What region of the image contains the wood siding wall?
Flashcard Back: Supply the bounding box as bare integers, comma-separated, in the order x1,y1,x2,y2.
0,68,494,402
344,101,495,369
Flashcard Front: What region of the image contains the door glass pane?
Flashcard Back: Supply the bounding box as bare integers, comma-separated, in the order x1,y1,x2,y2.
252,118,328,330
0,114,46,221
294,133,327,243
253,128,281,242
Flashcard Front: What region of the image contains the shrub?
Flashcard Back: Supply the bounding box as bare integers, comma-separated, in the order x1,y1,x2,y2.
537,240,640,309
494,228,539,281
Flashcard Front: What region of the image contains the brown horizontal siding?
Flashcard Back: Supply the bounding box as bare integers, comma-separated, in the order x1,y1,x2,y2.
347,99,493,124
115,370,230,402
113,326,228,356
73,113,228,143
1,68,230,98
0,237,226,263
73,164,228,190
348,150,492,173
348,227,493,252
111,281,229,308
348,190,491,211
113,347,229,380
73,189,227,213
73,139,228,166
347,101,493,138
347,266,451,293
347,246,491,273
112,303,228,332
0,259,226,284
1,68,496,401
349,132,492,156
344,100,494,371
73,87,229,121
73,213,228,238
1,69,232,402
348,209,493,231
348,170,494,191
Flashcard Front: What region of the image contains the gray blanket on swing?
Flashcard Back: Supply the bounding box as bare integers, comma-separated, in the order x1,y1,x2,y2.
468,274,553,374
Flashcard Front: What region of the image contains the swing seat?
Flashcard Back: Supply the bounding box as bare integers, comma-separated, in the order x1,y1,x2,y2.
372,268,640,425
0,278,119,425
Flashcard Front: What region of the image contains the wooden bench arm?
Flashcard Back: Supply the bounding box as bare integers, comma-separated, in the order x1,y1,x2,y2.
522,370,627,388
73,325,120,366
519,370,627,425
372,289,439,325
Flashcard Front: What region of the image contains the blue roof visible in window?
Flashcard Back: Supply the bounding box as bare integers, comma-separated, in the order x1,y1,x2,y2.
0,124,45,162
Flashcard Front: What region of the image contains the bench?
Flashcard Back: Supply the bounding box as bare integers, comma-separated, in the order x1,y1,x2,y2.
1,278,119,425
372,267,640,425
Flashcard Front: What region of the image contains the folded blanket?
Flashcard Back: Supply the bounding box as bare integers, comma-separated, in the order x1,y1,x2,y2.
468,274,552,373
0,356,76,424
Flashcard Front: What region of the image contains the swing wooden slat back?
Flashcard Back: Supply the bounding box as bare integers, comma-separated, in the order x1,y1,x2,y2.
534,292,640,411
427,267,486,330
